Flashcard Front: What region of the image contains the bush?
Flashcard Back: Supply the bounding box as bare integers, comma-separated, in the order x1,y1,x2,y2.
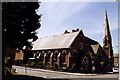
3,56,13,79
100,61,104,67
35,61,43,68
69,64,76,72
30,61,35,67
53,63,58,71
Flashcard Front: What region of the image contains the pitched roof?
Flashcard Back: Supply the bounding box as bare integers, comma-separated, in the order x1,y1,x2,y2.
85,37,108,58
84,36,98,52
85,36,98,45
32,31,80,50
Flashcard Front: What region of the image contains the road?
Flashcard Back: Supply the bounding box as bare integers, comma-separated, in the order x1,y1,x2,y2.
12,65,119,80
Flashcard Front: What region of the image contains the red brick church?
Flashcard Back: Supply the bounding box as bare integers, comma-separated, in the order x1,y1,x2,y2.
14,11,113,73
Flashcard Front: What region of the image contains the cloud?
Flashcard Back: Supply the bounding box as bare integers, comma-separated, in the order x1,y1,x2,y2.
85,19,118,36
37,2,89,37
40,2,88,23
37,2,118,38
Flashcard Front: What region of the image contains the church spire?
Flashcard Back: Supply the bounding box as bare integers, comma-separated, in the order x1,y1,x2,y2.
103,10,113,65
104,10,111,38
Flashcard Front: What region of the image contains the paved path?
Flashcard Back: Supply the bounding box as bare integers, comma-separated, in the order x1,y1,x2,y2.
12,65,119,79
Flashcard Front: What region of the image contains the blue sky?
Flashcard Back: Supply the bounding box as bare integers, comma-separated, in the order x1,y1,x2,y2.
36,2,118,53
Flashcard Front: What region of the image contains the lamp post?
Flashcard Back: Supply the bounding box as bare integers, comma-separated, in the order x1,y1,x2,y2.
24,46,32,73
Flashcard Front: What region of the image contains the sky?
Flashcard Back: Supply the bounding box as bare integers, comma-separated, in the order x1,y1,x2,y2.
36,2,118,53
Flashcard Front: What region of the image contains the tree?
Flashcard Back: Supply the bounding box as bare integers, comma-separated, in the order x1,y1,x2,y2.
2,2,41,50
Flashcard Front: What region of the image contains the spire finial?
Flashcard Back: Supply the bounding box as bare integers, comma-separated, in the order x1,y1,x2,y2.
104,10,108,20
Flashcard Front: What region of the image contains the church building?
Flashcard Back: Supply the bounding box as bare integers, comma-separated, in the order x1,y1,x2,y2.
15,11,114,73
30,10,113,73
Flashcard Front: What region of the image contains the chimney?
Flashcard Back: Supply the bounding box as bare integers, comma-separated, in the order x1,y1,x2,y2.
64,30,70,34
72,29,76,32
76,28,79,31
72,28,79,32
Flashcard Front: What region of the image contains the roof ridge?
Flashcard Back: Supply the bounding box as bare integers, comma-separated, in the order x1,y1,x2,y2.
38,30,80,39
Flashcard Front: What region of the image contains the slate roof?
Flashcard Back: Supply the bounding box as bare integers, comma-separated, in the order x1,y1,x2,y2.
32,31,80,50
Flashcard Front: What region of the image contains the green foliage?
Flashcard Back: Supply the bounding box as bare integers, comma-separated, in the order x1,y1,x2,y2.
71,64,76,68
2,2,41,49
35,61,41,67
29,61,43,67
4,57,11,75
30,61,35,67
4,67,11,74
100,61,104,66
114,64,119,68
53,63,58,71
4,57,9,65
69,63,76,72
45,63,50,68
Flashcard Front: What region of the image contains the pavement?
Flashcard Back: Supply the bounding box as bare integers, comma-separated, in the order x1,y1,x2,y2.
12,65,119,79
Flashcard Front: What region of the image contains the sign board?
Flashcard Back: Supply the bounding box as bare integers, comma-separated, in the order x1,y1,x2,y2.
15,50,24,60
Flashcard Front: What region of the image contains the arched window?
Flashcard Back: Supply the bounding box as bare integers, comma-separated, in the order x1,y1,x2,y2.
105,39,107,46
58,52,61,57
104,38,108,46
47,51,51,62
50,53,53,57
73,49,77,53
39,51,44,62
81,56,89,70
79,43,83,50
44,53,47,57
33,52,36,58
55,50,58,54
62,50,66,63
39,53,42,62
37,52,41,59
73,49,77,63
54,50,58,62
